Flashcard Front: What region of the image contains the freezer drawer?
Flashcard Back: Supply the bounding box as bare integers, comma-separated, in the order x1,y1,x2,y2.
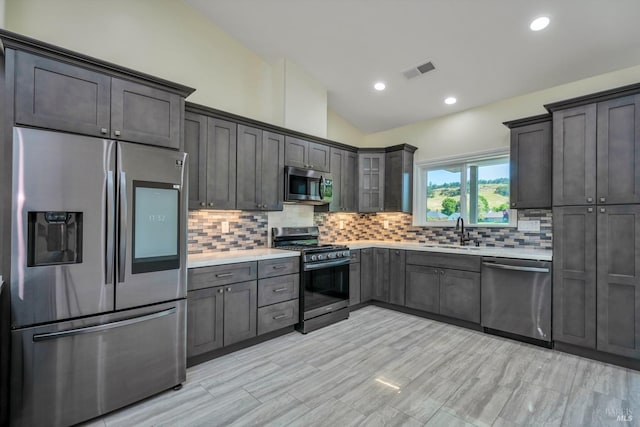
10,300,186,427
481,257,552,342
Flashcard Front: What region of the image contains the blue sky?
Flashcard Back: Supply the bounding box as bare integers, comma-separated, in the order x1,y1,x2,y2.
427,164,509,186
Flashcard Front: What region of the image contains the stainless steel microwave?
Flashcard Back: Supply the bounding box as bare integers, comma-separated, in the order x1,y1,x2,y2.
285,166,333,205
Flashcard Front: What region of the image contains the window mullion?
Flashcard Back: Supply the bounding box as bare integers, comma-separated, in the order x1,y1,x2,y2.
469,165,478,224
460,164,467,221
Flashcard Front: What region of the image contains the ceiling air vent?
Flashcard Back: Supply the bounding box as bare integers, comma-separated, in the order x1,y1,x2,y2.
403,61,435,80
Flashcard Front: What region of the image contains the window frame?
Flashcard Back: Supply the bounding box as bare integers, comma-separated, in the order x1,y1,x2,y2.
413,148,517,228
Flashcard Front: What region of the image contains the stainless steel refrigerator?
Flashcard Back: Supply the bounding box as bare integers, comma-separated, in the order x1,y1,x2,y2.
9,127,188,427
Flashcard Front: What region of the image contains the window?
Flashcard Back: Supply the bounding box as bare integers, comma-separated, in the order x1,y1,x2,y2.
415,150,516,227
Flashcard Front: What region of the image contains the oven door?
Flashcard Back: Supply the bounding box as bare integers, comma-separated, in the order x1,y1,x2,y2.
302,259,349,320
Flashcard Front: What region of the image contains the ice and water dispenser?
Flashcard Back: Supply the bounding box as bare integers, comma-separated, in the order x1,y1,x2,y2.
27,211,83,266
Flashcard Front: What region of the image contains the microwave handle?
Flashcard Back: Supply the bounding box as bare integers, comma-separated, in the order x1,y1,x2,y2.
319,176,325,199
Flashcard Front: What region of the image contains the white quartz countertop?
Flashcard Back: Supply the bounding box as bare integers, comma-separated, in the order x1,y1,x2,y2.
188,248,299,268
335,240,552,261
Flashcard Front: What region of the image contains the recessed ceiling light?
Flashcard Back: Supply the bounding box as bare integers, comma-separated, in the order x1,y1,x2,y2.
374,82,386,91
444,97,457,105
530,16,550,31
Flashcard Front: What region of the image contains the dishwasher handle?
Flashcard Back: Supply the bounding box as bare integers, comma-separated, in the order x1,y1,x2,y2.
482,262,549,273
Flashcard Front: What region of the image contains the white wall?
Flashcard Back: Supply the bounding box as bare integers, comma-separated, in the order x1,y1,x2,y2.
327,108,365,147
0,0,5,29
365,64,640,162
283,60,328,138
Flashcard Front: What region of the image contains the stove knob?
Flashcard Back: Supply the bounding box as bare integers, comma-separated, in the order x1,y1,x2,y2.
328,253,336,259
318,254,326,260
311,255,318,261
343,251,349,257
336,252,343,257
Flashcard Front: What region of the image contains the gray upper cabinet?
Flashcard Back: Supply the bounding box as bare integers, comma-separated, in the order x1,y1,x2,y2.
505,116,552,209
384,146,415,213
553,104,597,206
14,50,111,137
187,286,224,358
284,136,330,172
553,206,597,349
389,249,406,305
596,95,640,205
597,205,640,358
405,264,440,313
206,118,237,209
439,269,480,323
359,152,385,212
552,105,598,206
110,78,181,149
223,281,258,346
184,112,207,209
371,248,390,302
329,148,358,212
14,50,183,149
261,131,286,210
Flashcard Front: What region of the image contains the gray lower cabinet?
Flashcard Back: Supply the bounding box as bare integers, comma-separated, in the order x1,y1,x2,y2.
258,300,299,335
237,125,285,211
284,136,330,172
439,269,480,323
405,264,440,313
349,262,361,306
358,152,385,212
597,205,640,358
223,281,258,346
553,206,597,348
187,286,224,357
206,118,237,209
389,249,406,305
258,274,299,307
184,112,207,209
372,248,390,302
507,117,552,209
360,248,373,301
552,105,597,206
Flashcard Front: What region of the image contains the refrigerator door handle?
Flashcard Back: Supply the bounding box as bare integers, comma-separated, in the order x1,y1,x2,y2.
118,171,128,283
32,307,177,342
105,171,115,284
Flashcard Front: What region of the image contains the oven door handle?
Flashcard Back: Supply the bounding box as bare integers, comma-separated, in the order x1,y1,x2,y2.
303,258,350,271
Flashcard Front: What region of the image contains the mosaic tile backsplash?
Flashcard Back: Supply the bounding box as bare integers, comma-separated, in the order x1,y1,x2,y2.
188,210,268,254
314,209,552,249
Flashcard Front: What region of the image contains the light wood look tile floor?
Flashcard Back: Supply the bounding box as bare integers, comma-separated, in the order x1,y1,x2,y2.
87,306,640,427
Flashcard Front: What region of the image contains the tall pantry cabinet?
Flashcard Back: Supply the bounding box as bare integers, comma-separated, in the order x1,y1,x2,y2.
549,87,640,359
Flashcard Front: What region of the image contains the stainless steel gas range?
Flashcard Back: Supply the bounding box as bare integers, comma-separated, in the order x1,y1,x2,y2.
272,227,350,333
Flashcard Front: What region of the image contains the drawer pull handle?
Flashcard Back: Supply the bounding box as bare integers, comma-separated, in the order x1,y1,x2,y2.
216,273,233,278
273,287,288,293
272,314,288,320
272,265,287,270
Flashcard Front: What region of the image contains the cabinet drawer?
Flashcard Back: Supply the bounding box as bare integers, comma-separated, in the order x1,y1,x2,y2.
188,262,257,291
258,300,299,335
350,249,361,263
258,257,299,279
258,274,300,307
406,251,481,272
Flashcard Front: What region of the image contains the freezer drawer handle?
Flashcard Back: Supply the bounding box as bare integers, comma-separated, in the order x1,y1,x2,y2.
32,307,176,342
482,262,549,273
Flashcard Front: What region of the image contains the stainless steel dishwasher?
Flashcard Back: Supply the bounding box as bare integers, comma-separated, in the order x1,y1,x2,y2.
481,257,552,343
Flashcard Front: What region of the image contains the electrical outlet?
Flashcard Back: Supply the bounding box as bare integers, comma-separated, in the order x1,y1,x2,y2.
339,220,345,230
517,220,540,232
383,220,389,229
221,221,230,233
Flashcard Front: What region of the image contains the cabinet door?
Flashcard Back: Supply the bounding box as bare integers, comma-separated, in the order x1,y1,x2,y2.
360,248,373,302
343,151,358,212
329,148,344,212
553,105,597,206
372,248,390,302
284,136,308,169
349,262,361,306
187,287,224,358
439,269,480,323
359,153,385,212
184,112,207,209
260,131,285,211
111,78,181,149
389,249,406,306
236,125,262,210
14,50,111,137
597,205,640,358
206,118,237,209
308,142,330,172
553,206,597,348
597,95,640,205
224,281,257,346
405,264,439,313
510,121,552,209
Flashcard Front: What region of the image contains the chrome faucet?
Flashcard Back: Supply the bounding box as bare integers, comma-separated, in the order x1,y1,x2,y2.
455,217,473,246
